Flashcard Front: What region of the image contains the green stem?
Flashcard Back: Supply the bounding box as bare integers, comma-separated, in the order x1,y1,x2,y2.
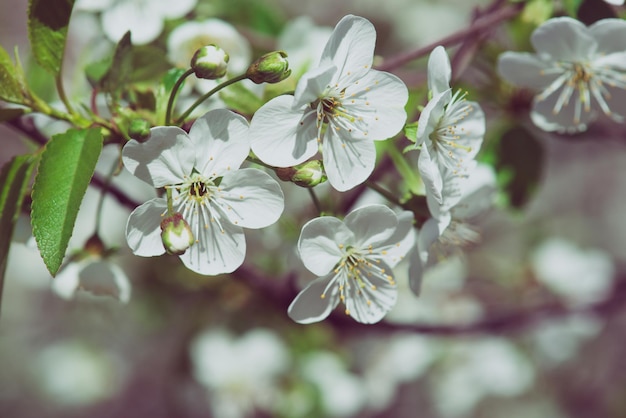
246,155,274,170
55,74,77,116
308,188,323,215
176,73,248,124
166,187,174,215
365,180,403,207
165,68,194,126
386,141,422,195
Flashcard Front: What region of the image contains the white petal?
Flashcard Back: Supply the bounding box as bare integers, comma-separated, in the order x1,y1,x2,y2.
293,64,337,109
288,274,339,324
418,217,448,265
531,92,595,133
418,148,444,205
51,263,82,299
407,244,424,296
341,70,408,141
152,0,196,18
602,84,626,120
122,127,194,188
79,261,132,303
451,163,497,221
416,89,450,145
126,198,167,257
320,15,375,85
189,109,250,175
428,46,451,97
179,209,246,275
530,17,596,62
322,128,377,191
594,51,626,71
298,217,352,276
249,95,319,167
344,205,398,248
344,260,397,324
497,52,556,90
590,18,626,54
216,168,284,229
101,3,163,44
377,211,416,268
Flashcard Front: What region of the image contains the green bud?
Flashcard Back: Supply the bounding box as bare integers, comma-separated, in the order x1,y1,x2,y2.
276,160,327,188
128,118,151,140
246,51,291,84
160,213,195,256
191,45,229,80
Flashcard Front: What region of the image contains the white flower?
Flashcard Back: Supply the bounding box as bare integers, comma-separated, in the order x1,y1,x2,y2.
531,237,614,306
122,109,284,275
52,258,131,303
77,0,197,45
277,16,332,78
412,163,496,294
604,0,624,5
288,205,415,324
249,15,409,191
498,17,626,133
51,235,131,303
190,328,289,418
417,46,485,204
167,19,251,84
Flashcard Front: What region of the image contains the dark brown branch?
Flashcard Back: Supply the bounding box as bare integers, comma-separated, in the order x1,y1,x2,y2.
376,1,523,72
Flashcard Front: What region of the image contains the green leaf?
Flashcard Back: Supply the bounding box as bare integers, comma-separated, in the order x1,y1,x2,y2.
219,82,265,115
31,128,103,275
0,155,36,314
130,45,172,83
101,32,134,95
0,46,25,104
27,0,76,75
495,126,544,209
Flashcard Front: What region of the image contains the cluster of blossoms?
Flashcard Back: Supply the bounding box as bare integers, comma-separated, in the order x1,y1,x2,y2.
51,11,626,325
409,46,491,293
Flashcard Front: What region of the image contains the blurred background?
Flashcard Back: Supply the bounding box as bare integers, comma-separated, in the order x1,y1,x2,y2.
2,0,626,417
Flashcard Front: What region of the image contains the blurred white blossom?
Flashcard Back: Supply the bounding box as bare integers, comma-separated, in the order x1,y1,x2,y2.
190,328,289,418
76,0,197,44
498,17,626,132
531,237,614,306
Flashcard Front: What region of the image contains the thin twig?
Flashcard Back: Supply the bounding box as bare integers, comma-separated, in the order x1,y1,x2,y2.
376,2,523,72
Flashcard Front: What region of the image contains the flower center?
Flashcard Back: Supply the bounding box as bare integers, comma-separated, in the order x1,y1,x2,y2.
319,244,395,317
190,180,210,199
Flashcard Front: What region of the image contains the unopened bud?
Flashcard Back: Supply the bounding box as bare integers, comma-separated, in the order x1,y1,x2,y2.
129,119,151,141
160,213,195,255
276,160,326,188
191,45,229,80
246,51,291,84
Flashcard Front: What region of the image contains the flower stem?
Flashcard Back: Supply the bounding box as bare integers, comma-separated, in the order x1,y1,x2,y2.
55,74,77,116
175,73,248,124
165,68,194,126
385,141,422,195
166,187,174,215
308,188,323,215
365,180,403,207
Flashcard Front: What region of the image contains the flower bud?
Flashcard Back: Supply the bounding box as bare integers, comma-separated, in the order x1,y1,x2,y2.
275,160,327,188
128,118,151,141
246,51,291,84
160,213,195,255
191,45,229,80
